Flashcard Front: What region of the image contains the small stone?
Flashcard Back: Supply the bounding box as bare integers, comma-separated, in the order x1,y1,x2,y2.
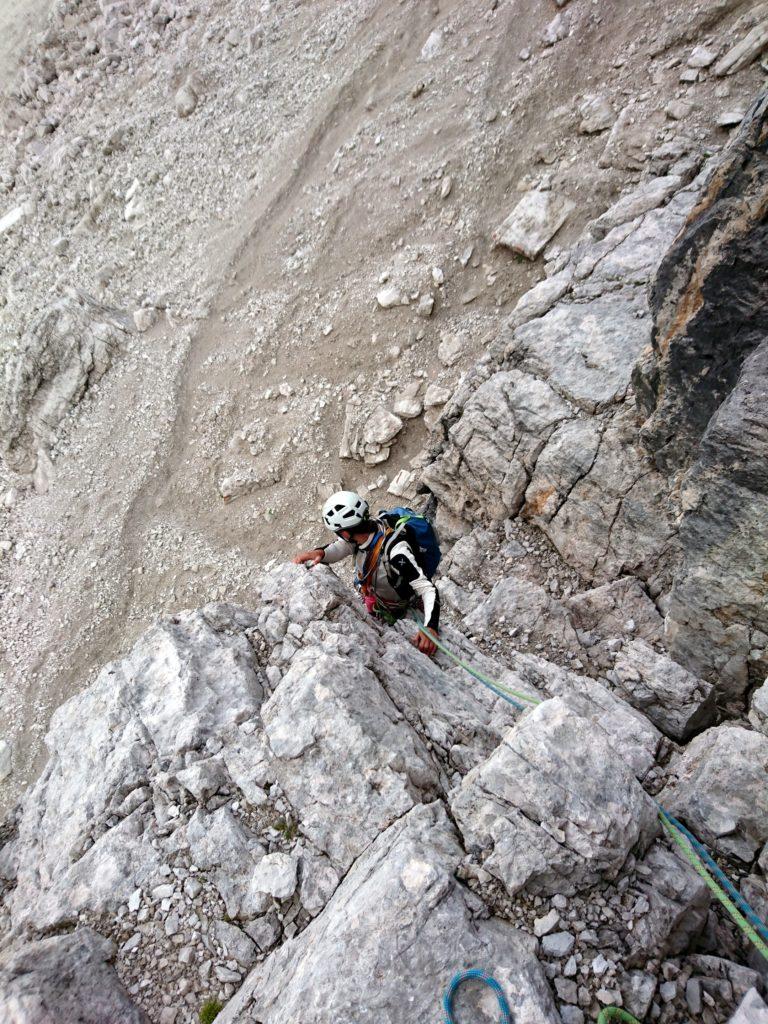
592,953,610,977
133,308,156,333
542,931,575,957
596,988,622,1006
440,176,453,199
717,110,745,128
424,384,451,408
415,294,434,318
152,884,175,901
251,852,299,900
214,966,241,984
534,909,560,937
431,267,445,286
362,407,404,448
564,957,578,977
543,11,570,46
493,190,575,259
437,332,466,367
560,1009,584,1024
376,284,408,309
685,978,702,1015
555,978,578,1003
659,981,677,1003
184,878,203,899
175,83,198,117
687,46,717,69
578,94,615,134
387,470,417,499
165,910,181,937
665,99,693,121
679,68,699,83
127,889,142,913
122,932,141,953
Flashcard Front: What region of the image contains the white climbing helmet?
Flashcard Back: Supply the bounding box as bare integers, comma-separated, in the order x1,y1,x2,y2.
322,490,369,533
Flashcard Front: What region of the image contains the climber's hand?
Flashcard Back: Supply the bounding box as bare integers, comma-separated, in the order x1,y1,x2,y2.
412,628,438,657
293,549,324,567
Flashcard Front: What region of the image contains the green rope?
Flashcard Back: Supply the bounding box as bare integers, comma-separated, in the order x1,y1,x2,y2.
660,814,768,962
597,1011,641,1024
412,616,541,707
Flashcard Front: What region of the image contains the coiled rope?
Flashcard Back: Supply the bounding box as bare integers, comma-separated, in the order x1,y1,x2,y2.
442,970,512,1024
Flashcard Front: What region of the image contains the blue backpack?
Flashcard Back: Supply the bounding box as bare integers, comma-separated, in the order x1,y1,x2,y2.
379,506,442,579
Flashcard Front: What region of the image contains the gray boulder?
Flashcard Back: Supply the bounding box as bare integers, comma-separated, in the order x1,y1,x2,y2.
261,644,440,871
7,605,266,932
464,576,581,651
627,843,710,964
661,725,768,862
565,577,663,640
612,640,717,741
507,652,662,780
0,928,149,1024
728,988,768,1023
216,803,560,1024
450,696,658,896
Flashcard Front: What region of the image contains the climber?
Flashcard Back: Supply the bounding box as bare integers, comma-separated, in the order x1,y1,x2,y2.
293,490,440,656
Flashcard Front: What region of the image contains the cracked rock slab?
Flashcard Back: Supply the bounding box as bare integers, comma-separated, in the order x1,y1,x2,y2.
451,696,658,896
493,190,575,260
0,927,149,1024
216,803,561,1024
660,725,768,862
612,640,716,741
509,296,652,413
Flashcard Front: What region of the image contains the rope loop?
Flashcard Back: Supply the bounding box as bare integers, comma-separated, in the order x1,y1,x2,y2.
442,970,512,1024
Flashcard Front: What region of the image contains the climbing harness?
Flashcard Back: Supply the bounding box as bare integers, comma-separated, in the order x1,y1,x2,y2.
442,970,512,1024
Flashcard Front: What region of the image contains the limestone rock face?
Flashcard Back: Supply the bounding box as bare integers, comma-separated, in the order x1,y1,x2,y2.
664,340,768,697
0,289,132,484
612,640,717,741
216,804,561,1024
0,927,150,1024
424,159,706,586
632,95,768,695
450,696,658,897
660,725,768,862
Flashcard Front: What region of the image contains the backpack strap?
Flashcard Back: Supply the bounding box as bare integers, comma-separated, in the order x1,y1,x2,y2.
355,525,390,596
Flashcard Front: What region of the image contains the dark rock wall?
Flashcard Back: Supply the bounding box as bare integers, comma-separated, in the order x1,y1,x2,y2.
636,90,768,697
635,90,768,473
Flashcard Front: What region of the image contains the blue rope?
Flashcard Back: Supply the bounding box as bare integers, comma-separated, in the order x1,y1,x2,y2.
657,804,768,945
443,969,512,1024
